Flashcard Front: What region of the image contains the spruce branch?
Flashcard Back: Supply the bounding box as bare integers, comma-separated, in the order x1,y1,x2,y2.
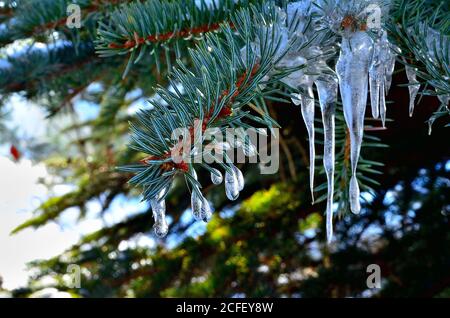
122,2,330,203
95,0,263,76
0,0,126,46
387,0,450,128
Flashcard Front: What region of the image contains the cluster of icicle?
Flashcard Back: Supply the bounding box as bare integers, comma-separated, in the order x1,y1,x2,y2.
273,1,402,243
151,164,246,238
416,25,450,132
284,0,450,242
148,1,449,241
295,26,397,243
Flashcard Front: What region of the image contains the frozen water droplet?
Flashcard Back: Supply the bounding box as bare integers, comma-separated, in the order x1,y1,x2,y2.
201,197,212,222
256,128,268,136
210,168,223,185
153,216,168,238
405,65,420,117
299,80,316,203
151,187,169,237
291,93,301,106
225,169,239,201
191,191,203,221
232,165,245,191
243,142,257,157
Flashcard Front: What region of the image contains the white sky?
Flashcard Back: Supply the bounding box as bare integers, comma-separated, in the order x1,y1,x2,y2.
0,97,79,290
0,156,79,290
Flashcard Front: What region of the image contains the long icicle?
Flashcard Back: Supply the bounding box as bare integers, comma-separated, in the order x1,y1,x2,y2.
315,74,338,243
336,32,374,214
299,78,316,203
369,36,382,119
380,80,387,127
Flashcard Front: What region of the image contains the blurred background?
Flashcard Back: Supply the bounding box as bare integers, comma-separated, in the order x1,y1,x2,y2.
0,0,449,298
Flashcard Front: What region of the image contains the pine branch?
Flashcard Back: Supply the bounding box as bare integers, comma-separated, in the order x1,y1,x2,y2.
122,2,328,203
0,0,128,46
0,42,98,94
387,0,450,128
95,0,263,76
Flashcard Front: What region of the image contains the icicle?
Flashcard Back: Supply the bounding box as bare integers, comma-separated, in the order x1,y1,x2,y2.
437,93,449,107
369,76,380,119
384,52,396,95
380,80,386,128
225,169,239,201
405,65,420,117
201,197,212,222
369,37,382,119
191,191,203,221
315,73,338,243
291,93,301,106
336,32,374,214
370,31,394,122
428,120,433,135
151,187,169,238
210,168,223,185
232,164,245,191
299,78,316,203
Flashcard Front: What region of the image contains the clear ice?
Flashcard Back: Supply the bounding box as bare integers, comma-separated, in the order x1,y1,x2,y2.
315,73,338,243
210,168,223,185
225,169,239,201
151,187,169,237
336,31,374,214
405,65,420,117
299,78,316,203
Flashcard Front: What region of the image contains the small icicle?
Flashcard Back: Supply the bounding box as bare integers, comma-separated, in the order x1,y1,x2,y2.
299,79,316,203
437,94,449,107
369,77,380,119
336,32,374,214
291,93,301,106
191,191,203,221
380,80,386,127
151,187,169,238
369,38,382,119
405,65,420,117
315,73,338,243
210,168,223,185
384,53,396,95
201,197,212,222
225,169,239,200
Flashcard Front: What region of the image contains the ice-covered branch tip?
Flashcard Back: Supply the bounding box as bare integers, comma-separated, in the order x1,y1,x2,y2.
139,63,260,171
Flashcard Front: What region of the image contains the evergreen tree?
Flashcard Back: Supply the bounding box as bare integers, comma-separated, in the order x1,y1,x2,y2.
0,0,448,297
